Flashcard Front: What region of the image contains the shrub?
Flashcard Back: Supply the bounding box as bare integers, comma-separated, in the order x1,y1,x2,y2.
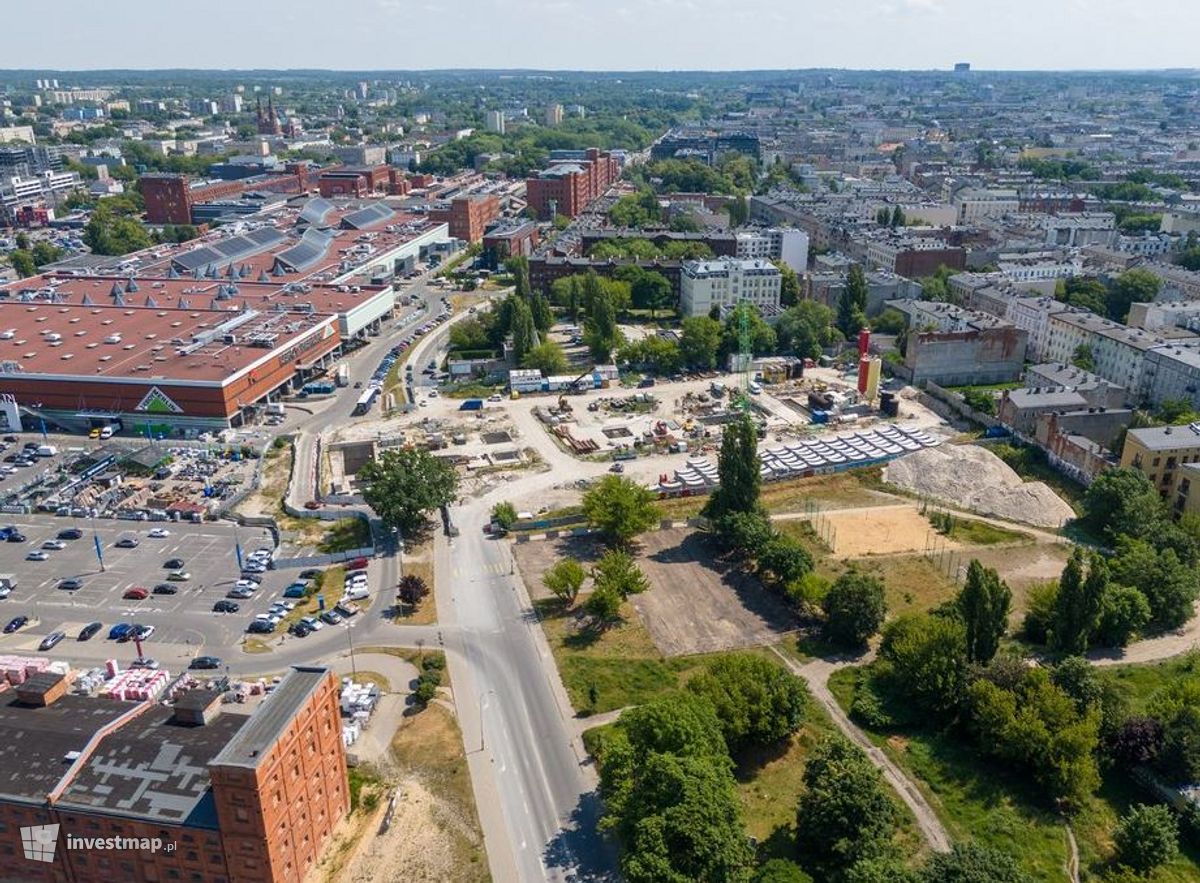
1113,803,1179,874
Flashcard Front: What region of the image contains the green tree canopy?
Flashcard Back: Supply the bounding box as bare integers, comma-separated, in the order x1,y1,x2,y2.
795,735,898,873
543,558,586,605
957,560,1012,664
686,653,808,752
359,448,459,536
703,414,761,521
679,315,724,369
879,612,968,716
1113,804,1179,874
822,571,887,648
837,265,869,338
582,475,658,547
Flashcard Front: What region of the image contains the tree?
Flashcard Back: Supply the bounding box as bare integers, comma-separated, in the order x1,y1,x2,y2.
617,336,683,375
776,301,836,360
727,196,748,227
83,202,152,255
584,581,623,624
757,536,814,589
1071,344,1095,372
29,241,63,268
1159,704,1200,783
358,448,460,536
621,753,753,883
880,613,968,716
1113,804,1179,874
592,548,651,602
686,653,808,752
585,287,620,362
490,501,517,530
957,560,1012,664
397,574,429,605
753,859,812,883
1094,584,1151,647
543,558,586,605
871,307,907,335
919,843,1033,883
890,205,905,228
703,414,761,521
795,736,897,872
582,475,657,547
1021,581,1058,644
776,261,802,307
529,291,553,333
1050,551,1103,655
551,275,583,322
822,572,887,648
506,255,531,299
8,250,35,278
716,510,776,560
679,315,723,369
508,297,538,363
521,340,568,375
837,265,869,338
1109,536,1199,630
1106,268,1161,323
621,268,673,319
1107,716,1165,768
1082,467,1166,542
719,302,776,360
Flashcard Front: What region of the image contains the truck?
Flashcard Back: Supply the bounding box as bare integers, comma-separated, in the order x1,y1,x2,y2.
35,445,57,457
335,365,350,387
265,403,286,417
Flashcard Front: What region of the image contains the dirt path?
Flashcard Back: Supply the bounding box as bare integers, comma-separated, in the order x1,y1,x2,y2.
768,647,952,854
1065,823,1080,883
1087,601,1200,667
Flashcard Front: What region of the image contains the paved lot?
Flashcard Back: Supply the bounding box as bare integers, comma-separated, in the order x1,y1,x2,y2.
0,514,287,665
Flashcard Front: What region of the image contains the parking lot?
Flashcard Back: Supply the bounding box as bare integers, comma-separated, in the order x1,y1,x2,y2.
0,515,292,665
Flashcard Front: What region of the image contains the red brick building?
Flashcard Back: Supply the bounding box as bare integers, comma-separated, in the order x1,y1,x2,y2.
0,666,348,883
429,194,500,243
525,148,619,219
141,172,310,224
482,221,540,268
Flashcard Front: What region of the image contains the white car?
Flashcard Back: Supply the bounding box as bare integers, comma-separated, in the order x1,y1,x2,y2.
148,527,171,538
235,579,259,590
25,550,49,561
300,616,324,631
41,539,66,550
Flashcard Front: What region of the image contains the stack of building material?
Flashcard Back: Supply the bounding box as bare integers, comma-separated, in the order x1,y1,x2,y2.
0,655,52,686
99,669,170,701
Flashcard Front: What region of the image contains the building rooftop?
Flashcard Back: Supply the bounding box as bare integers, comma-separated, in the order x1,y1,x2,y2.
1005,389,1089,410
0,694,131,805
1026,362,1121,390
1126,423,1200,451
210,666,329,770
56,704,250,827
682,258,780,278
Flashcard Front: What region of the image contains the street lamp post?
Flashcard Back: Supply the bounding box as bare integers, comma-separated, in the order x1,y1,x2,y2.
345,621,357,679
478,689,497,753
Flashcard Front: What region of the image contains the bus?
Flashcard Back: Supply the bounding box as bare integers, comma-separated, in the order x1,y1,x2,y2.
352,387,380,416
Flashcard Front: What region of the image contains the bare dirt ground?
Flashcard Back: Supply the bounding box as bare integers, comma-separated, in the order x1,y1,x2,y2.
822,505,951,557
632,528,797,656
514,528,797,656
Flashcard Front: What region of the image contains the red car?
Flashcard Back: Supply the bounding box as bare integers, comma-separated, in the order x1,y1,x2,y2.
122,587,149,600
346,557,369,572
304,500,321,510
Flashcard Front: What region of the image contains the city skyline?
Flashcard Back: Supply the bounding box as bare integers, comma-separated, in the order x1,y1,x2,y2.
6,0,1200,72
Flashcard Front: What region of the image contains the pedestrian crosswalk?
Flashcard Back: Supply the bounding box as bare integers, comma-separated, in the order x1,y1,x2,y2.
452,562,509,578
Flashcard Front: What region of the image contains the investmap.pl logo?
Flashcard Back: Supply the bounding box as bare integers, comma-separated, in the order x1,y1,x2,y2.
20,823,174,863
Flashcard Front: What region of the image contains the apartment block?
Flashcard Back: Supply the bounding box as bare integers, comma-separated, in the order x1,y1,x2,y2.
735,227,810,273
428,194,500,243
680,258,781,318
525,148,619,219
1120,423,1200,499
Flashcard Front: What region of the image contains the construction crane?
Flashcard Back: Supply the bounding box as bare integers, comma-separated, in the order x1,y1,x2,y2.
736,302,753,412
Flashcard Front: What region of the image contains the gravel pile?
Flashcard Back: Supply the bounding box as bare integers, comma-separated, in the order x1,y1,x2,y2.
884,444,1075,528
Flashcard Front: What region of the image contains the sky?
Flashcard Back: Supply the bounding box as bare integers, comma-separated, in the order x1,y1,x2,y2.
7,0,1200,72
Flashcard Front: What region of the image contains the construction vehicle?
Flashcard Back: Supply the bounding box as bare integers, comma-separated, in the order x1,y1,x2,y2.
557,396,573,414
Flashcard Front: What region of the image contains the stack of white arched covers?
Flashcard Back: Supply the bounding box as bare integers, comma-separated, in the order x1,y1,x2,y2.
656,424,940,492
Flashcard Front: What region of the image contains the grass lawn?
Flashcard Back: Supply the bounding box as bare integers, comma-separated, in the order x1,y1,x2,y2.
941,517,1032,546
396,542,437,625
535,598,695,714
830,662,1200,882
653,467,896,521
390,701,490,881
317,518,371,553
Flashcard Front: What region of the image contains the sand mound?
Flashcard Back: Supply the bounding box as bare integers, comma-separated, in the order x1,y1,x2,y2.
884,444,1074,528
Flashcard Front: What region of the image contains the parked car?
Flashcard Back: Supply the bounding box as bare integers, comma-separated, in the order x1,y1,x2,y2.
108,623,132,640
213,600,240,613
319,610,343,626
283,584,307,599
41,539,65,550
166,571,190,581
4,616,28,634
57,528,83,540
25,550,49,561
289,622,312,637
114,537,139,548
131,624,154,641
6,532,26,543
58,578,84,591
123,587,149,600
130,657,159,670
299,568,324,580
247,620,275,634
38,631,65,651
148,528,171,538
78,622,102,641
190,656,221,670
163,558,185,569
152,584,177,595
227,587,254,599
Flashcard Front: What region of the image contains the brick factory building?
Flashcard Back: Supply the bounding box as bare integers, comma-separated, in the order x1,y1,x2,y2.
0,665,347,883
525,148,619,220
428,194,500,243
481,221,540,269
140,171,311,225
